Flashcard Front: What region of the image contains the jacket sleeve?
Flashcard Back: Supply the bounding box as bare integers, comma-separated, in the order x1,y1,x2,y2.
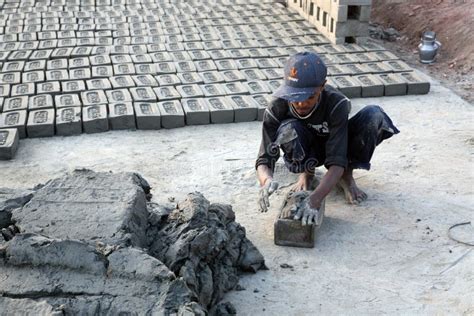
255,107,281,171
324,98,350,169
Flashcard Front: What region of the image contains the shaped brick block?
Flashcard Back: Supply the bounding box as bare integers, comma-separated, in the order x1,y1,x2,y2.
204,97,234,124
377,73,407,96
329,76,362,98
153,86,181,101
0,128,19,160
29,94,54,111
227,95,258,122
106,89,133,103
82,104,109,134
251,94,273,121
108,102,136,130
27,108,55,138
3,96,28,112
182,98,210,125
56,107,82,136
82,90,108,106
134,102,161,130
130,87,157,102
399,71,430,95
354,74,385,97
0,110,28,139
176,84,204,99
157,100,185,129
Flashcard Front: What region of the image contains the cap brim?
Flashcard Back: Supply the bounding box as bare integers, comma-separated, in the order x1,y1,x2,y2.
272,84,317,102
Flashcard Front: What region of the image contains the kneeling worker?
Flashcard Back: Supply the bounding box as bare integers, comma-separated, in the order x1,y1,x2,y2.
256,52,399,225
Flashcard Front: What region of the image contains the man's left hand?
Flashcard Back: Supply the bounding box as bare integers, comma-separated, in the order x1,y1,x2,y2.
293,199,319,226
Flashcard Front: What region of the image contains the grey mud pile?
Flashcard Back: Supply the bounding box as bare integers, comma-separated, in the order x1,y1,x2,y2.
0,169,265,315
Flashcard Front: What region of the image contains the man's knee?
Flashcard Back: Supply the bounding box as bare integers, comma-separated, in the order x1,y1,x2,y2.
359,105,385,122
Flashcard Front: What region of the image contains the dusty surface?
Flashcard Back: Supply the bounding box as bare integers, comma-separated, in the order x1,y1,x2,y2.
371,0,474,103
1,71,473,314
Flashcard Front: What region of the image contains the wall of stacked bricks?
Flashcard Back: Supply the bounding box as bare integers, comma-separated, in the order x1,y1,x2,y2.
287,0,372,44
0,0,429,149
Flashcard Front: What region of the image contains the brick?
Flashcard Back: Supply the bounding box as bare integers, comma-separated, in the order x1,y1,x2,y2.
251,94,272,121
176,84,204,99
11,83,35,97
245,80,272,95
181,98,210,125
108,102,136,130
175,60,197,73
29,94,54,111
329,76,362,98
0,110,27,139
383,60,413,73
81,90,108,106
110,75,136,89
82,104,109,134
56,107,82,136
134,102,161,130
222,70,246,82
27,108,55,138
204,97,234,124
200,71,225,84
267,80,282,92
327,64,352,76
55,94,82,108
398,71,430,95
156,74,181,86
242,68,267,81
45,69,69,81
90,54,112,66
195,60,217,72
227,95,258,122
153,86,181,101
354,74,385,97
157,100,185,129
62,80,86,93
132,75,158,87
224,82,249,95
373,50,400,61
262,68,284,80
0,73,21,85
340,63,372,75
2,61,25,72
86,78,112,90
364,62,393,74
332,53,358,64
177,72,203,85
377,73,407,96
113,63,136,75
3,96,28,112
236,58,258,69
0,128,19,160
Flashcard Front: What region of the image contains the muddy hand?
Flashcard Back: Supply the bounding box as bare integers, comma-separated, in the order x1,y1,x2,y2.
293,199,319,226
258,180,279,212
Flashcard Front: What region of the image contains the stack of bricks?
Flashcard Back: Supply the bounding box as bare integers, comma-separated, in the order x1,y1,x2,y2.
287,0,371,44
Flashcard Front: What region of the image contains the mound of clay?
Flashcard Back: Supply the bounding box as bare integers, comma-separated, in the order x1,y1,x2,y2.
0,170,265,315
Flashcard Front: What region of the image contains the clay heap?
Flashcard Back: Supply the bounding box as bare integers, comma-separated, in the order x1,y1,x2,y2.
0,170,265,315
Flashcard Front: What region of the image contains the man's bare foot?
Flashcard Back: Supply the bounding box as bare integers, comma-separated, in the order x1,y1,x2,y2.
338,169,367,204
291,172,314,192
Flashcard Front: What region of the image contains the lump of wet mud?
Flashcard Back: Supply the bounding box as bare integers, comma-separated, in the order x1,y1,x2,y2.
0,170,265,314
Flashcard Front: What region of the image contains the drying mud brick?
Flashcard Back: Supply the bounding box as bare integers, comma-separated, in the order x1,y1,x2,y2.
2,96,28,112
245,80,272,94
134,102,161,130
201,72,226,84
86,78,112,90
158,100,185,129
0,128,19,160
27,109,55,138
0,110,27,139
274,191,326,248
227,95,258,122
399,71,431,95
377,73,408,96
251,94,273,121
383,60,413,73
28,94,54,111
224,82,249,95
204,97,234,124
354,74,385,97
177,72,204,85
176,84,205,99
329,76,362,98
106,89,133,103
222,70,246,82
201,83,227,97
110,75,135,89
55,94,82,109
82,104,109,134
56,107,82,136
108,102,136,130
156,74,181,87
81,90,108,106
182,98,211,125
154,86,181,101
130,87,157,102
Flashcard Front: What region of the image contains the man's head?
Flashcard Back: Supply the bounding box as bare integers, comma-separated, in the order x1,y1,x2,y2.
273,52,327,108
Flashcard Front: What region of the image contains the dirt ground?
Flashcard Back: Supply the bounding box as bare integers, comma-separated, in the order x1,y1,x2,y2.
371,0,474,103
1,71,473,314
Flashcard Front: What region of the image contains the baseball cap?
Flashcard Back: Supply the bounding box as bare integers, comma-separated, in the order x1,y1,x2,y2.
273,52,327,102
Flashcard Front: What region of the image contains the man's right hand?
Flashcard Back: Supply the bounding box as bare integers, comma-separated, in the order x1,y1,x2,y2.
258,179,279,212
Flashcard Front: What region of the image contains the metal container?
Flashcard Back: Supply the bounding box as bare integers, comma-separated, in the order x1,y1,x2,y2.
418,31,441,64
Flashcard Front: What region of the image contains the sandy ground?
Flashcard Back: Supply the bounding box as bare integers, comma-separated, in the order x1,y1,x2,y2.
1,73,473,314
